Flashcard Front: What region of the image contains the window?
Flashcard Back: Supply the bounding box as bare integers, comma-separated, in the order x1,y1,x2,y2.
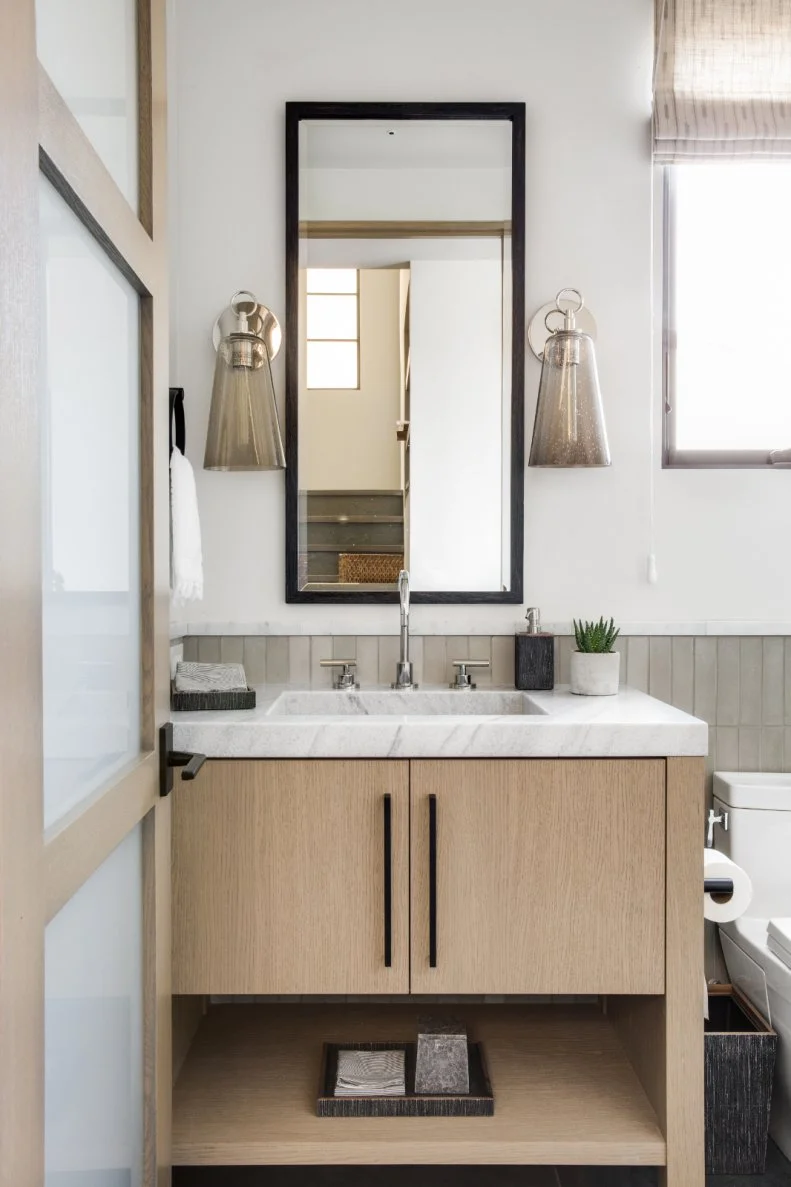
664,164,791,467
306,268,359,389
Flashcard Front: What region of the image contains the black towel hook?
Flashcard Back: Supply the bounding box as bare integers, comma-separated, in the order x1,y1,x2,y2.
169,387,186,456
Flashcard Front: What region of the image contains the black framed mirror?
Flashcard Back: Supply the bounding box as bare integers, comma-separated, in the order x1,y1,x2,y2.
285,102,525,604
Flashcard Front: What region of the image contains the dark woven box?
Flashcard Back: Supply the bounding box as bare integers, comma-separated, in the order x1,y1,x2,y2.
705,984,777,1175
171,687,256,712
317,1041,493,1117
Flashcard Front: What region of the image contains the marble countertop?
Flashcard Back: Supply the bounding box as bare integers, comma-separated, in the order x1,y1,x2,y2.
172,684,708,759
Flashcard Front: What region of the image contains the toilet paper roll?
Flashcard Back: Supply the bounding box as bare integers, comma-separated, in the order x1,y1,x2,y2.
704,848,753,923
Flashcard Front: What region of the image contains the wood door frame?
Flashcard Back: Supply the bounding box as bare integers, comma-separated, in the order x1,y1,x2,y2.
0,3,171,1184
0,4,45,1183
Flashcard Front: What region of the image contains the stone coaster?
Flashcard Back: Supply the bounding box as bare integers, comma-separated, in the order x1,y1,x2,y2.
414,1015,470,1095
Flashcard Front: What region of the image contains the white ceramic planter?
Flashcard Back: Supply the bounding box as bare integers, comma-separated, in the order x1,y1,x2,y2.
570,650,620,696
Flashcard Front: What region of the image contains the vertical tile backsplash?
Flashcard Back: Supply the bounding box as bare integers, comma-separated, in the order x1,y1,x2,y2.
670,637,694,715
626,636,649,692
762,638,784,725
693,637,717,723
648,637,672,704
180,632,791,773
422,636,447,685
716,638,740,726
491,636,515,688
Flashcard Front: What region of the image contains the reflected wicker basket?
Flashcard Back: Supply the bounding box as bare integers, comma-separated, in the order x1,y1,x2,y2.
338,553,404,584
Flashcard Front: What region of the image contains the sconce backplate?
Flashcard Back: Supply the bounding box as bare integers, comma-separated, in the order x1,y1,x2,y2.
527,301,597,361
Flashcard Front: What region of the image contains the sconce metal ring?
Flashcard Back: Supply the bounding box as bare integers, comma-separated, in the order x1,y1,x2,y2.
212,293,283,362
554,287,585,315
527,299,597,361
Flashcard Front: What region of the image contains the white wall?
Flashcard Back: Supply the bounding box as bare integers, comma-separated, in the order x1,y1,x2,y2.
170,0,791,633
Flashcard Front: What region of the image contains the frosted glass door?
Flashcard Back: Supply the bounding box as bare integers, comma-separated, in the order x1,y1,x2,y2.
45,827,143,1186
0,5,168,1184
40,177,141,831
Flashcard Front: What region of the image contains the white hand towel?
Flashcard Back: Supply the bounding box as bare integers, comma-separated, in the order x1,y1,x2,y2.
170,447,204,604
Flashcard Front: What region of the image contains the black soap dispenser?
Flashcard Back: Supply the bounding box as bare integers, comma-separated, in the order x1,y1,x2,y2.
515,607,555,691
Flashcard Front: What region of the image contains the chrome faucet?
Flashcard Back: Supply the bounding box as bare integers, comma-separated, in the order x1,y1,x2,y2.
391,569,417,689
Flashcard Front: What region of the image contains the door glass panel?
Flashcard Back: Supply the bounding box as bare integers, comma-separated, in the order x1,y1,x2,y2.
40,177,141,831
36,0,139,208
45,825,144,1187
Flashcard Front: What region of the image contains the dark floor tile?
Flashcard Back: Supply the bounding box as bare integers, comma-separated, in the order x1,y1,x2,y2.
556,1167,657,1187
174,1169,556,1187
173,1144,791,1187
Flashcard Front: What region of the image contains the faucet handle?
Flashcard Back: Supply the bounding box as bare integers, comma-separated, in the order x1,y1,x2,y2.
450,659,490,690
320,659,360,691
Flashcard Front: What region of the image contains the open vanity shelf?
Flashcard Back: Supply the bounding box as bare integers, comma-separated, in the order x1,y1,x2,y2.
173,1002,665,1167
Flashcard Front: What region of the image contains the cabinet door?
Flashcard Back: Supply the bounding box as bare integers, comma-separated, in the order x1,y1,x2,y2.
410,759,665,994
173,760,409,994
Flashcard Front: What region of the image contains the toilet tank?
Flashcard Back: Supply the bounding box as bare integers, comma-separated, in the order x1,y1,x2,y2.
713,772,791,919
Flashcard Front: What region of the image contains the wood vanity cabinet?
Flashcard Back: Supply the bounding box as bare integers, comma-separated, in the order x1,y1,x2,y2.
172,760,410,994
173,757,665,996
410,759,665,994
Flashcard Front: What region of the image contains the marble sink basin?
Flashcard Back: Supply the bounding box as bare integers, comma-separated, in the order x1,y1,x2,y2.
268,690,545,717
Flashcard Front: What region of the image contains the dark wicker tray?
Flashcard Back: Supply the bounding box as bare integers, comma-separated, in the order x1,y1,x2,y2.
171,687,256,712
317,1041,493,1117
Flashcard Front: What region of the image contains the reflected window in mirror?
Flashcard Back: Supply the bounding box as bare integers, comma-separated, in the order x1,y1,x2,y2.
286,104,525,603
306,268,359,390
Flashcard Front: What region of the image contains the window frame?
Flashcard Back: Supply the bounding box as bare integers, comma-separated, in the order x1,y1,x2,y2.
305,268,360,391
662,166,788,469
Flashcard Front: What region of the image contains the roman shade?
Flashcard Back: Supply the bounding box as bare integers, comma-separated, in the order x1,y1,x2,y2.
654,0,791,161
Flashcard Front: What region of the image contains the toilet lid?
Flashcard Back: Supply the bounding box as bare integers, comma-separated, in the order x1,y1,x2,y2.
768,918,791,962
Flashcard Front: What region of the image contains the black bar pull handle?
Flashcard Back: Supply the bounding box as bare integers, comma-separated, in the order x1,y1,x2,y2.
172,751,206,780
429,793,437,968
159,723,207,796
383,794,392,968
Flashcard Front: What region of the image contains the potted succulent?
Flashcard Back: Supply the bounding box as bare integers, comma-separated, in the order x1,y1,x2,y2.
570,617,621,696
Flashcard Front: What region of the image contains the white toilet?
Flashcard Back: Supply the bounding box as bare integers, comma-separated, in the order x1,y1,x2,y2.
713,771,791,1161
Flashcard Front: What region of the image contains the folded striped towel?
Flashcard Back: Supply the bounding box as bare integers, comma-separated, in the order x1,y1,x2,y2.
174,661,248,693
335,1049,406,1097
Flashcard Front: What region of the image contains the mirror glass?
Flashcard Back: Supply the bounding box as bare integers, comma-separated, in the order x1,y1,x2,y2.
291,112,522,598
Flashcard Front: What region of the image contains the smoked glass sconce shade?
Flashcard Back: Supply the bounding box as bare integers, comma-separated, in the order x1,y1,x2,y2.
528,290,610,468
204,291,286,471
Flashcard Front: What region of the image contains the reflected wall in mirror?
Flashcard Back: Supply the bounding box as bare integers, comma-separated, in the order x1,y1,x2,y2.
285,103,525,603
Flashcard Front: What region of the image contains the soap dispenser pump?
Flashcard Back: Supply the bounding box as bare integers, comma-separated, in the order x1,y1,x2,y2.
515,607,555,691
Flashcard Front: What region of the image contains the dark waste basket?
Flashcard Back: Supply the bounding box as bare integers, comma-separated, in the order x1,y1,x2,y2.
705,984,777,1175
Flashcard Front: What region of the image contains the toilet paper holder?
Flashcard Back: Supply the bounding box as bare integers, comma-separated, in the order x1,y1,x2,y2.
707,807,729,848
705,808,734,892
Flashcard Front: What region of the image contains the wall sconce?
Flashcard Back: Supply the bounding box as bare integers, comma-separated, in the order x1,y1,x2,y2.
527,288,610,467
204,290,286,471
